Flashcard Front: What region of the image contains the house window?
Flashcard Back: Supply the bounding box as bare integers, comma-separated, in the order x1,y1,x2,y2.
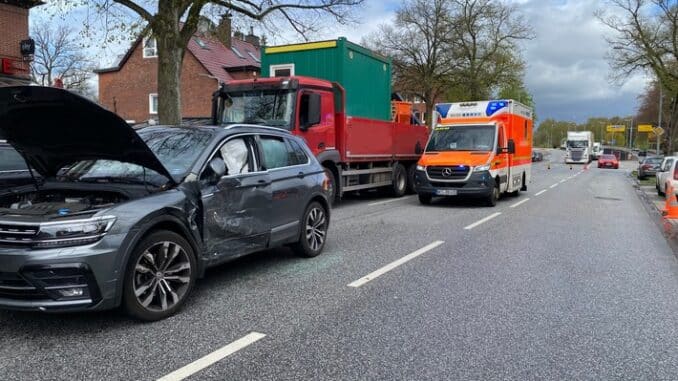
143,37,157,58
270,64,295,78
149,94,158,115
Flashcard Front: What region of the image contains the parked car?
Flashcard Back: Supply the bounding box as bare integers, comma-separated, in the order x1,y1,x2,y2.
531,151,544,162
597,154,619,169
656,156,678,196
638,156,663,180
0,86,330,321
0,141,33,188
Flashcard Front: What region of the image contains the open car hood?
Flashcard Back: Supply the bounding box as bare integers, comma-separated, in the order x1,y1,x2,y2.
0,86,174,183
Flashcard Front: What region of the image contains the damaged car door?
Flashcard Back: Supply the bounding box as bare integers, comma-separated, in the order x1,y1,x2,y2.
200,135,272,263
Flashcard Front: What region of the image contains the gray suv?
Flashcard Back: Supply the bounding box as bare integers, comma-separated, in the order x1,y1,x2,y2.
0,86,330,321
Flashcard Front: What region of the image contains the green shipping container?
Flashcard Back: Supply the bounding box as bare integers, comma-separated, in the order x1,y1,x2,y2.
261,37,392,121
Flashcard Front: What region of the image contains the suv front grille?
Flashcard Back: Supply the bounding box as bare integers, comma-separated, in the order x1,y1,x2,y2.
0,272,47,300
427,166,470,180
0,223,38,246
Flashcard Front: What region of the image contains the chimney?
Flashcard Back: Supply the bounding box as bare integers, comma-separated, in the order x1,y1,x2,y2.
234,31,245,41
245,26,260,48
216,14,232,48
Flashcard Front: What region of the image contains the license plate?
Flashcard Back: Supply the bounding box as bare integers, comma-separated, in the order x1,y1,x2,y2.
436,189,458,196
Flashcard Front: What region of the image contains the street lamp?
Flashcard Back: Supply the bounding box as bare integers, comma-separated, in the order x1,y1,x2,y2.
657,85,663,155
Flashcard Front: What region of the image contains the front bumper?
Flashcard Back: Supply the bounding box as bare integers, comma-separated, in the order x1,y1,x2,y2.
0,234,125,312
414,169,493,198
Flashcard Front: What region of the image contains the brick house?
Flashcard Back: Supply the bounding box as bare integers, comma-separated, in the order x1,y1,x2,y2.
0,0,42,86
96,17,261,124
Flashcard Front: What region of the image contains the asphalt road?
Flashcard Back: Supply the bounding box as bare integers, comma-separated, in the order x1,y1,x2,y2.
2,150,678,380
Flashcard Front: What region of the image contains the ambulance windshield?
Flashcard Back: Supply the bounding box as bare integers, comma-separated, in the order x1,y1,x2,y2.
427,125,496,152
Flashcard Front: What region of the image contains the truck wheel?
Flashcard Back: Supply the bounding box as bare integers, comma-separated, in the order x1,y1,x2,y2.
418,194,432,205
323,167,338,205
486,184,499,207
390,163,407,197
406,164,417,194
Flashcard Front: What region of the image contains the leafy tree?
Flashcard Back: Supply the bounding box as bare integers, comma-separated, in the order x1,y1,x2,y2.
598,0,678,152
49,0,363,124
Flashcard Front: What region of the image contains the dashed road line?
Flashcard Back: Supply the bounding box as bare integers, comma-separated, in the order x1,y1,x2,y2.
550,183,559,189
509,198,530,208
535,189,547,196
560,179,567,183
464,212,502,230
157,332,266,381
348,241,445,288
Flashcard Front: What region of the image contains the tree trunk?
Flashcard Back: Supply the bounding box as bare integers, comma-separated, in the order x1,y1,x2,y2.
156,36,184,125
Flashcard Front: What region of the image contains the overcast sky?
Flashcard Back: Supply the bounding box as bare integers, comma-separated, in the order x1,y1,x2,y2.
33,0,649,124
324,0,650,124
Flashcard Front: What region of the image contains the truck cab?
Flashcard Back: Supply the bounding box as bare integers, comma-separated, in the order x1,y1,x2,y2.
414,100,533,206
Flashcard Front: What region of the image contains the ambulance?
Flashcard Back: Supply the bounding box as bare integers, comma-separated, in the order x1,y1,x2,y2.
414,100,533,206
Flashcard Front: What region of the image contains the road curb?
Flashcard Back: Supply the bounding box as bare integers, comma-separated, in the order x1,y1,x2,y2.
632,175,678,256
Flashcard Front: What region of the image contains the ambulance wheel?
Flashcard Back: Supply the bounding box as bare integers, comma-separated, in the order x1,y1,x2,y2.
486,184,499,207
520,173,527,191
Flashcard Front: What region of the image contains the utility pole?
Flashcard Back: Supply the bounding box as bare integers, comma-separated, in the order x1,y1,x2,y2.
658,85,663,155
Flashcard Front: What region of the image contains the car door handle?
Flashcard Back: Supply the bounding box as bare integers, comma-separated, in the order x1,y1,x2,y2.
297,171,305,178
256,179,270,187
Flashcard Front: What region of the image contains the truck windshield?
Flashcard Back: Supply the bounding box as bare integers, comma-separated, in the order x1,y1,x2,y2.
568,140,588,148
426,125,496,152
220,90,295,129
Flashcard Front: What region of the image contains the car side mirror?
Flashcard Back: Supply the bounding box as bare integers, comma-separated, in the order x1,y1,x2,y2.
507,139,516,154
208,157,227,179
300,93,321,131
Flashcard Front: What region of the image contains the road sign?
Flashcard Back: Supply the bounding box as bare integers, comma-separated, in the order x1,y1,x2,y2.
638,124,654,133
607,124,626,132
653,127,665,136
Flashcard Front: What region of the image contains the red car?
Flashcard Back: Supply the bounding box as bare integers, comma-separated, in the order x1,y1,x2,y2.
598,154,619,169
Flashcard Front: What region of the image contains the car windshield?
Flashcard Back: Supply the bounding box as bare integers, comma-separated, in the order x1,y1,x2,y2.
567,140,588,148
644,157,663,164
601,155,616,160
57,128,212,185
0,145,28,172
426,125,496,152
220,90,295,129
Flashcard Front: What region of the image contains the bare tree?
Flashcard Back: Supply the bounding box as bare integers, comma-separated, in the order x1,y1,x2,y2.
49,0,363,125
31,24,95,97
366,0,532,126
448,0,533,100
598,0,678,152
366,0,456,127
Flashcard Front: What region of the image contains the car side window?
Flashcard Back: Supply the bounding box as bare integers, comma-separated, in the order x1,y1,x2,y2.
665,159,674,172
259,136,290,170
200,137,253,183
287,139,309,166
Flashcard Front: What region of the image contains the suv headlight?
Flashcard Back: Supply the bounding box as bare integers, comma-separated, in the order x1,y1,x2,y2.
474,164,491,172
34,216,117,248
416,164,426,171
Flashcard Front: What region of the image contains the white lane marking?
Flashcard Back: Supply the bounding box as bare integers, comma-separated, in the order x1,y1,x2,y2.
464,212,502,230
535,189,547,196
550,183,559,189
157,332,266,381
348,241,445,288
560,179,567,183
368,195,414,206
509,198,530,208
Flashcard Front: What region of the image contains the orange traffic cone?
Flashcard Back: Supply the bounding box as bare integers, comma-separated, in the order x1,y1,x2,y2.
664,182,678,219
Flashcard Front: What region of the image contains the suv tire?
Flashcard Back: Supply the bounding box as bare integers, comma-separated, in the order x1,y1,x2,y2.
122,231,197,321
292,201,329,258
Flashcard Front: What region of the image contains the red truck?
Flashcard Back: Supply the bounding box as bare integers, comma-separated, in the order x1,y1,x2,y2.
211,38,429,202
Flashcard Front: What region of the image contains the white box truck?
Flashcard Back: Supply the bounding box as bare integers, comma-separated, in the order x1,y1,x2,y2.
565,131,593,164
